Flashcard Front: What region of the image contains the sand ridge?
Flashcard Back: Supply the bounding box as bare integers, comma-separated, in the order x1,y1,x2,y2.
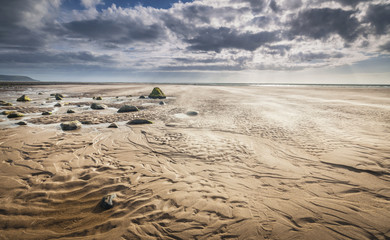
0,84,389,239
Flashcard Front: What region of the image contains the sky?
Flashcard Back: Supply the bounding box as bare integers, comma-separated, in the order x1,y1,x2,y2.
0,0,389,84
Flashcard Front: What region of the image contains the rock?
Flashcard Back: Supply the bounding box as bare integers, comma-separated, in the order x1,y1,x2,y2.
127,119,153,125
117,105,139,113
2,111,15,115
81,120,93,125
38,92,43,95
148,87,166,99
139,95,145,99
101,193,116,210
60,121,81,131
0,100,12,106
54,103,62,107
92,96,96,100
17,121,27,125
42,111,52,115
91,103,106,110
7,112,24,118
95,96,103,100
186,111,199,116
159,101,166,105
67,109,75,113
52,93,63,98
55,95,63,100
108,123,118,128
17,95,31,102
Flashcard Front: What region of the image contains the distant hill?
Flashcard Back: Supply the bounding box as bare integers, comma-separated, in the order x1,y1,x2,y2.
0,75,39,82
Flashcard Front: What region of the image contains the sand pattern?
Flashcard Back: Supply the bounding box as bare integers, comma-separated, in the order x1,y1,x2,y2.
0,84,389,239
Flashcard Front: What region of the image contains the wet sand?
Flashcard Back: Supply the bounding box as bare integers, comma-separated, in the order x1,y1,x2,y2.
0,84,389,239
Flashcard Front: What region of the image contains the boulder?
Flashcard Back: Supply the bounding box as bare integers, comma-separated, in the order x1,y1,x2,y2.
101,193,116,210
186,111,199,116
67,109,75,113
17,95,31,102
17,121,27,125
108,123,118,128
91,103,106,110
7,112,24,118
117,105,139,113
148,87,166,99
127,119,153,125
60,121,81,131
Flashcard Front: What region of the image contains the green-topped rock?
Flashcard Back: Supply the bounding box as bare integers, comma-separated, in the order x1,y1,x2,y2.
117,105,139,113
148,87,166,99
42,111,52,115
2,110,15,115
67,109,75,113
55,95,63,100
0,100,12,106
96,96,103,100
7,112,24,118
127,119,153,125
60,121,81,131
17,95,31,102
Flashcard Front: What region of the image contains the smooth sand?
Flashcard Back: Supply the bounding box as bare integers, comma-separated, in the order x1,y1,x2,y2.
0,84,389,239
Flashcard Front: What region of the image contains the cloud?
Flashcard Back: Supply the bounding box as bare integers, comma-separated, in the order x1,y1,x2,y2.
365,3,390,35
186,27,279,52
289,8,361,42
379,41,390,53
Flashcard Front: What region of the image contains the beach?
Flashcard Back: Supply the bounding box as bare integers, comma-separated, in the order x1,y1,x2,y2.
0,84,389,239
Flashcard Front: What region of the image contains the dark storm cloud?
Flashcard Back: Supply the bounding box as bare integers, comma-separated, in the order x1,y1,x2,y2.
186,27,279,52
289,8,361,42
65,18,164,44
0,51,113,64
365,3,390,35
0,0,48,50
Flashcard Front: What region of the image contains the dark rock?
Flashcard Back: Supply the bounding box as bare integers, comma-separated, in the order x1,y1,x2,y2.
159,101,166,105
96,96,103,100
0,100,12,106
139,95,146,99
117,105,139,113
7,112,24,118
42,111,52,115
67,109,75,113
54,103,62,107
127,119,153,125
2,110,15,115
91,103,106,110
108,123,118,128
101,193,116,210
186,111,199,116
55,95,63,100
38,92,43,95
17,121,27,125
17,95,31,102
81,120,93,125
148,87,166,99
60,121,81,131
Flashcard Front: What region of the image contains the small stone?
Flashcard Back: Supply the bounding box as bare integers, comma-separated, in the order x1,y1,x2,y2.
67,109,75,113
60,121,82,131
38,92,43,95
2,110,15,115
0,101,12,106
42,111,52,115
54,93,64,98
7,112,24,118
101,193,116,210
186,111,199,116
55,95,63,100
139,95,145,99
96,96,103,100
17,95,31,102
91,103,106,110
81,120,93,125
127,119,153,125
159,101,166,105
117,105,139,113
54,103,62,107
108,123,118,128
17,121,27,125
